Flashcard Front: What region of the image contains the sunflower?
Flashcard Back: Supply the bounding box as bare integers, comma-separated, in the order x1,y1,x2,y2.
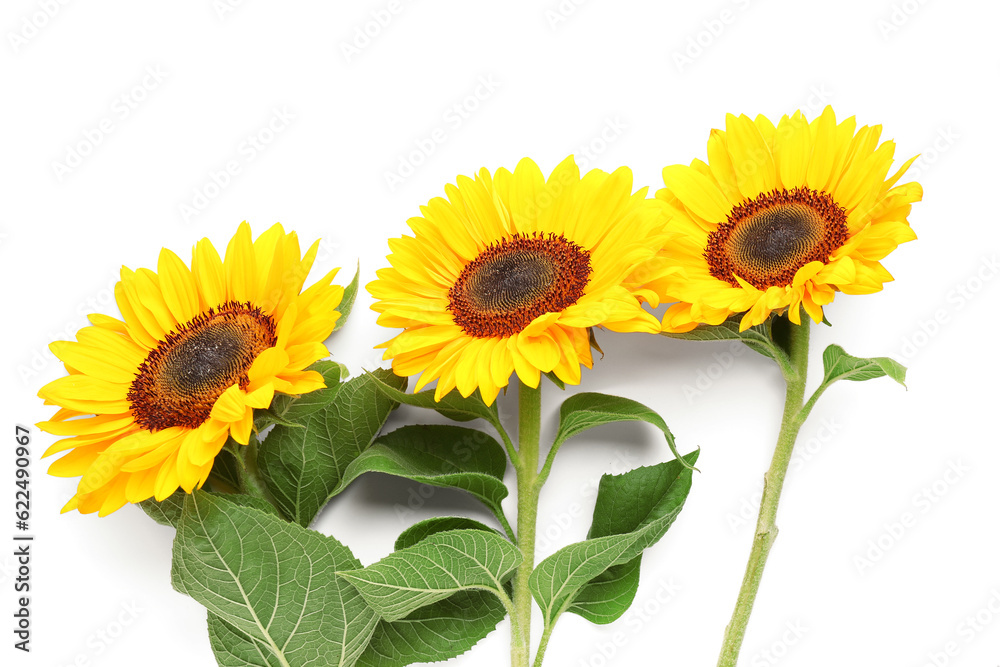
647,106,922,332
37,222,343,516
368,156,670,405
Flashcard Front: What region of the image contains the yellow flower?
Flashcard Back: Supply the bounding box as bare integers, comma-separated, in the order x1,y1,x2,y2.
38,222,343,516
649,106,922,332
368,157,669,405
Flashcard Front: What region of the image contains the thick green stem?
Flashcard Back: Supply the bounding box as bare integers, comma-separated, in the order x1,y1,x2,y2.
717,320,812,667
230,437,285,516
511,381,542,667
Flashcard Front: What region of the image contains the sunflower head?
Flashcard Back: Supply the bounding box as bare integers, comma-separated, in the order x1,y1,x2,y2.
37,222,344,516
368,156,670,405
648,106,922,332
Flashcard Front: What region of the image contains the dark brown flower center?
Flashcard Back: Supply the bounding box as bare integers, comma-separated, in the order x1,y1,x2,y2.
128,302,276,430
448,233,591,338
705,188,848,290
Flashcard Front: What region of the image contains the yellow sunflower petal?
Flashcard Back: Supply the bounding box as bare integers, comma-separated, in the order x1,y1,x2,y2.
87,312,129,334
132,268,179,334
210,384,247,422
192,237,227,308
153,449,181,501
726,113,776,199
157,248,201,324
47,340,138,384
774,113,811,188
661,164,731,223
225,221,258,303
119,269,169,342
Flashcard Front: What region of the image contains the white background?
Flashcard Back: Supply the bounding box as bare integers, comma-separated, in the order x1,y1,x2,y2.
2,1,998,666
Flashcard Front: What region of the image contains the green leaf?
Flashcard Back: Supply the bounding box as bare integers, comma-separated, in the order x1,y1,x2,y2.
139,491,279,528
139,490,186,527
820,344,907,388
257,368,406,527
261,360,349,427
566,559,642,625
278,366,350,422
662,315,792,374
355,589,506,667
395,516,501,551
552,392,692,470
332,262,360,333
530,450,698,628
172,492,378,667
355,518,507,667
369,372,501,426
332,425,509,527
338,529,521,622
205,615,271,667
567,452,700,624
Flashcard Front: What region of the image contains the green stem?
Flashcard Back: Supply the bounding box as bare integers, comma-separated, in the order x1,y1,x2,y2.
532,624,555,667
230,437,284,515
496,509,517,544
717,319,813,667
511,380,542,667
493,418,521,470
